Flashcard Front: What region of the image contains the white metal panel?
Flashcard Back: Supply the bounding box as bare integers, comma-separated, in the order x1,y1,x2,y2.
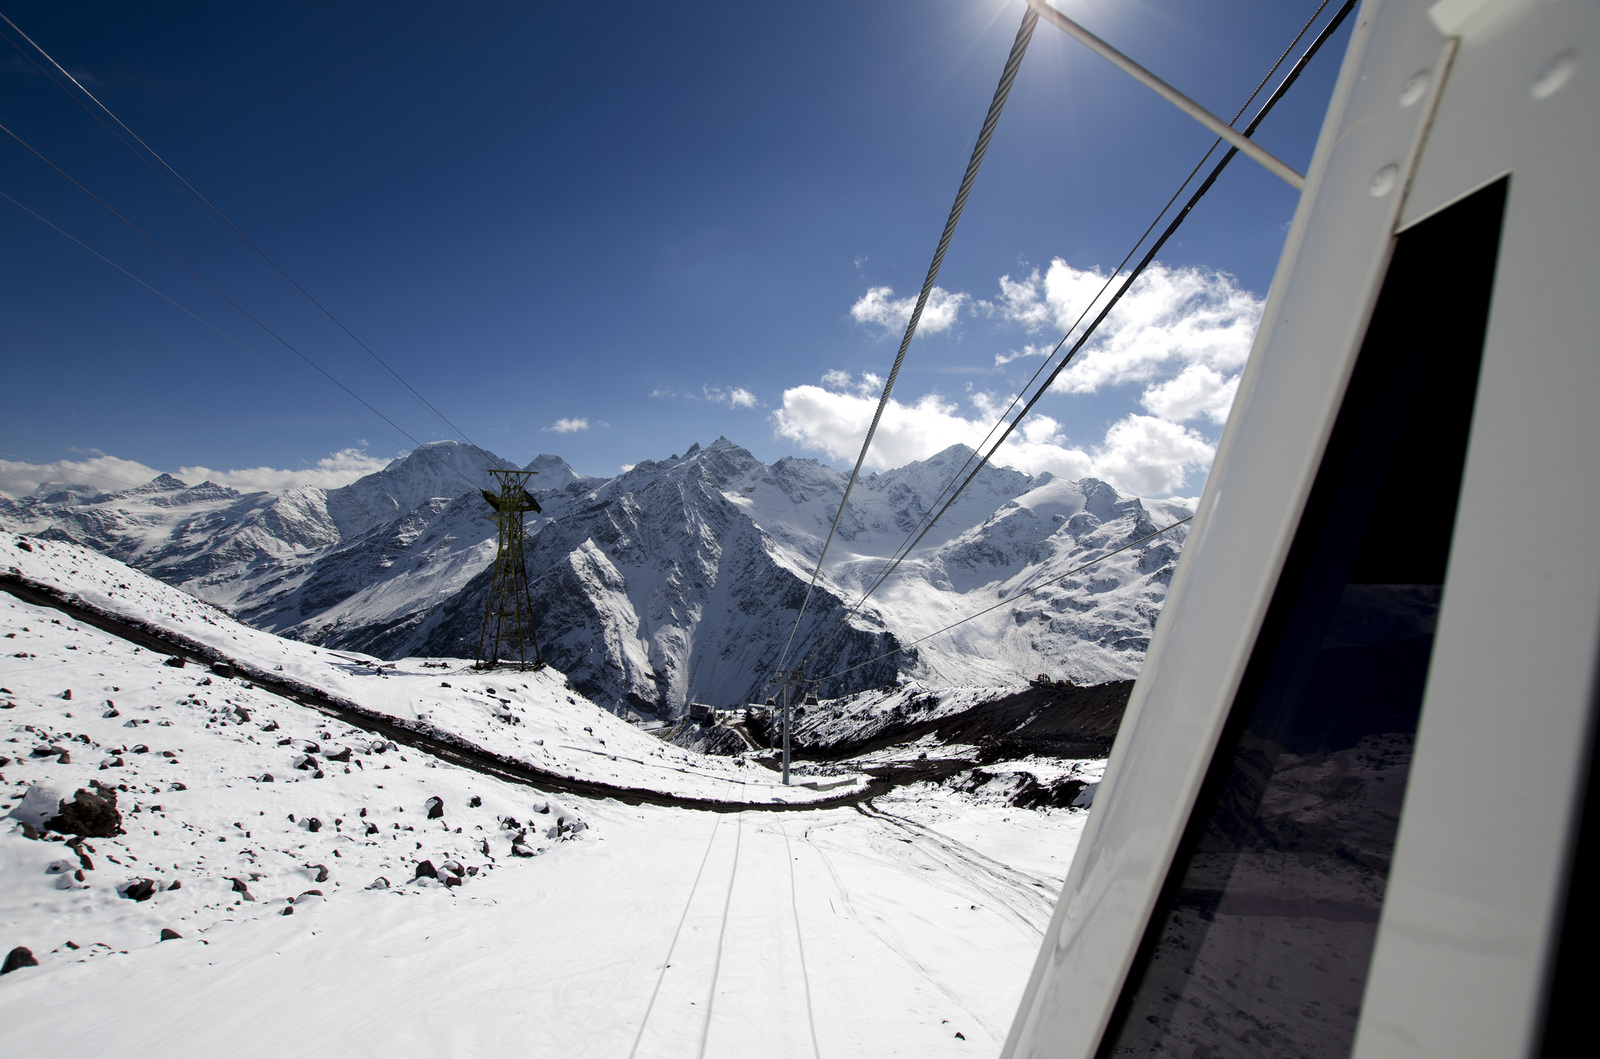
1002,3,1458,1054
1353,2,1600,1056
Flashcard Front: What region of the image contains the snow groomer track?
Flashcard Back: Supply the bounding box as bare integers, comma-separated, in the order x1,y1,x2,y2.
1,573,926,813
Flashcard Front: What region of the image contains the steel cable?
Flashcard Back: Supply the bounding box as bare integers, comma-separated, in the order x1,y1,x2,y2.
771,5,1040,686
0,9,478,451
797,0,1355,677
810,516,1191,688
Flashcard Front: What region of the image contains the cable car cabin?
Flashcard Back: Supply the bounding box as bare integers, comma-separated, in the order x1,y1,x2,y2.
686,703,715,727
1004,2,1599,1057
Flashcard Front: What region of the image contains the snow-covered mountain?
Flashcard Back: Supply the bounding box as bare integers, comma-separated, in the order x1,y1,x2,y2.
1,438,1190,715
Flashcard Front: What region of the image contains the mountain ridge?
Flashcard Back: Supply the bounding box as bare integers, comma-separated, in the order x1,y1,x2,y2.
1,438,1190,716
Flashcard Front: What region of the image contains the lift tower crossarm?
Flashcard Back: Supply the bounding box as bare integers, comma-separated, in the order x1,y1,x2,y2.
1025,0,1306,190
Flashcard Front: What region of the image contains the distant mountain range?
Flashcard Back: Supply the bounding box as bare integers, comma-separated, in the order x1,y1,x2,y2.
1,438,1191,717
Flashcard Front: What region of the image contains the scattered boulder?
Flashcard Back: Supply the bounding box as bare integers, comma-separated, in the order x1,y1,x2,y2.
468,795,482,808
424,797,444,819
302,818,322,833
229,877,255,901
163,656,185,668
61,689,72,701
44,785,123,838
159,928,182,941
2,947,38,974
368,877,390,891
308,864,329,883
414,859,438,880
209,662,234,678
121,878,157,902
326,746,352,763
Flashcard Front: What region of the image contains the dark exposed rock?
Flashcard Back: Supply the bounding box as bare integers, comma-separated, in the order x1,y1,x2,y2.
2,946,38,974
326,746,352,763
122,878,156,901
44,785,122,838
159,928,182,941
468,795,482,808
414,859,438,880
368,876,390,890
163,656,185,668
209,662,235,678
229,877,254,900
304,818,322,833
308,864,329,883
425,796,444,819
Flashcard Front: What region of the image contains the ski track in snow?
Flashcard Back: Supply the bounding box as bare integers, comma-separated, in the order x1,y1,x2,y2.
1,535,1104,1055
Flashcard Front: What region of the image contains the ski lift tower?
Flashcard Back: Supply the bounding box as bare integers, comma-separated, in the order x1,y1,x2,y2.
476,468,544,671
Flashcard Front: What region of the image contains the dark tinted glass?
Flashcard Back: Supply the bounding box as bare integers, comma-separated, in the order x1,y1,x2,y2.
1098,179,1507,1058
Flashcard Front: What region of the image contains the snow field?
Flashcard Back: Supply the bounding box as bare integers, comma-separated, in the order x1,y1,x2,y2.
4,535,1107,1055
1,592,586,967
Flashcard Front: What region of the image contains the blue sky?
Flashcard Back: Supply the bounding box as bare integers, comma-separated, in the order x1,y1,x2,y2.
0,0,1352,498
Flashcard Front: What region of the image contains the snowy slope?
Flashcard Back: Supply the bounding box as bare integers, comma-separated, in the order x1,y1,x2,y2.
1,535,1102,1057
3,536,857,805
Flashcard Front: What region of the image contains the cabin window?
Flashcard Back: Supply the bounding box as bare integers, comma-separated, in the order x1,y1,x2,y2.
1096,178,1507,1058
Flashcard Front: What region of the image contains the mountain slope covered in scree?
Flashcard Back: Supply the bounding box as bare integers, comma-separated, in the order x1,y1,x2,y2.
1,438,1190,716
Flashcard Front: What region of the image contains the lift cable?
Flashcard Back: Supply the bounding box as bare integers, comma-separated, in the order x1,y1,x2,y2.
0,124,483,492
807,516,1192,688
0,9,479,451
795,0,1354,678
770,5,1041,687
0,188,428,461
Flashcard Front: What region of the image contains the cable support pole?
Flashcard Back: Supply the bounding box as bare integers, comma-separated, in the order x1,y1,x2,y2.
0,8,478,450
859,0,1357,615
1025,0,1305,190
771,5,1039,688
796,0,1350,674
809,517,1191,690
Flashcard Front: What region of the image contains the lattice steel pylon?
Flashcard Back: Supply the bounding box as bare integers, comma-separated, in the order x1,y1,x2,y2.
476,468,544,671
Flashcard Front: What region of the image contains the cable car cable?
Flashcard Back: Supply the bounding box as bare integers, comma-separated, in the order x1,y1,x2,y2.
796,0,1349,675
0,188,423,459
0,124,482,491
771,5,1041,686
0,9,478,450
808,516,1190,689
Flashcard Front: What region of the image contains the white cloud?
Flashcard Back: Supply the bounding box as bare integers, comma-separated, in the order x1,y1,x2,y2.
702,386,759,409
620,463,636,473
772,374,1215,496
1087,415,1216,496
0,447,396,498
850,285,969,337
983,259,1262,396
546,418,590,434
1140,364,1240,424
177,448,394,493
0,452,161,497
